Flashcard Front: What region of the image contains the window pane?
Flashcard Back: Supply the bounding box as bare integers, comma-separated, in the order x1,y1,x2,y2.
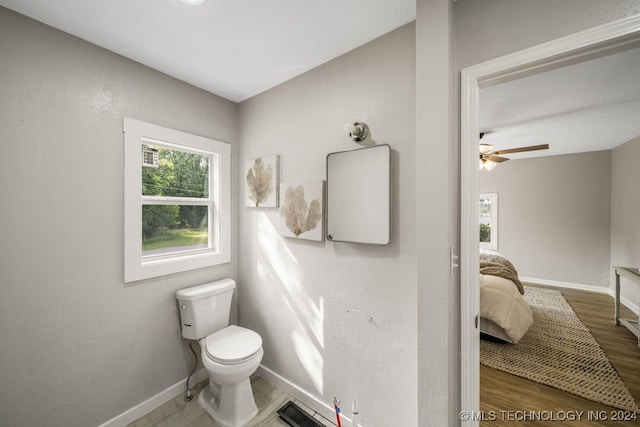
479,193,498,250
142,144,209,198
142,205,209,256
479,196,493,243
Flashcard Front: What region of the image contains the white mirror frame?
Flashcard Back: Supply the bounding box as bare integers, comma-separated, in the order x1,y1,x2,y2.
460,15,640,425
326,144,391,245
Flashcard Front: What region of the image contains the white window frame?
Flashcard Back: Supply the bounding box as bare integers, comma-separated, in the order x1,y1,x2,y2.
123,118,231,283
479,192,498,251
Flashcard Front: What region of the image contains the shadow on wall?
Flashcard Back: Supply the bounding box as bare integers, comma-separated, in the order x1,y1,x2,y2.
256,212,325,394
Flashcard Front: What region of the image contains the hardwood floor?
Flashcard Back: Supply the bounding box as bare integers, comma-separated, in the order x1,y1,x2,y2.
480,285,640,426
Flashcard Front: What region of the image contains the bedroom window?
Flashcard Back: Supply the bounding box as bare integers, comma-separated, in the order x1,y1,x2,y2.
123,118,231,283
480,192,498,250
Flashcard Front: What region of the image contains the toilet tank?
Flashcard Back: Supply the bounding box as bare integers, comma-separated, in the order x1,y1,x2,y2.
176,279,235,340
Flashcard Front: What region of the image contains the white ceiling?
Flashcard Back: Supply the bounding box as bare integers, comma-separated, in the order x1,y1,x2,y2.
480,45,640,159
4,0,638,157
0,0,416,102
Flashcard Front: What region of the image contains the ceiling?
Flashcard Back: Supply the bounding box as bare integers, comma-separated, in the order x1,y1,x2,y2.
480,45,640,160
4,0,638,157
0,0,416,102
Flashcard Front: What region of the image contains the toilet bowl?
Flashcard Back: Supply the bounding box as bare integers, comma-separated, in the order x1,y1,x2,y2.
199,325,264,427
176,279,264,427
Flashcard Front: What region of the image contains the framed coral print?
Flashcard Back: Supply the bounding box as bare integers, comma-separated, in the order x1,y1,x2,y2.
279,182,324,241
245,155,279,207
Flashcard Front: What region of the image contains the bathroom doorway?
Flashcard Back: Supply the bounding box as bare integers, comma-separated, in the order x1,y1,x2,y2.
459,15,640,425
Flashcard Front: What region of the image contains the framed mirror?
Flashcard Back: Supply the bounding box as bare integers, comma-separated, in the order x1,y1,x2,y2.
326,144,391,244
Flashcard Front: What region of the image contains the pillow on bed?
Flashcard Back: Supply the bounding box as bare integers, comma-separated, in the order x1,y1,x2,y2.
480,249,501,256
479,253,524,294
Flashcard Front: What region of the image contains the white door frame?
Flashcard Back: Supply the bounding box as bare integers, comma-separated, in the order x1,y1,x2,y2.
460,14,640,425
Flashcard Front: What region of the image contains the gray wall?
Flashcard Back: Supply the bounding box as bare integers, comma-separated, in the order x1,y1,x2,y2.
611,136,640,305
238,24,417,427
416,0,456,426
479,151,612,287
454,0,640,70
0,7,238,427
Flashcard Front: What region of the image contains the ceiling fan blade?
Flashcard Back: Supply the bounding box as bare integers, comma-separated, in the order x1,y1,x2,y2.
493,144,549,155
485,155,509,163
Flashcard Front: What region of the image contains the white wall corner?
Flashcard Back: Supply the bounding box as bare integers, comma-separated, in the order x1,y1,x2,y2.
255,365,344,425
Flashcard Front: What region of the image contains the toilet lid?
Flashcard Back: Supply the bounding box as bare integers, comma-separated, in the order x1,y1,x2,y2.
205,325,262,364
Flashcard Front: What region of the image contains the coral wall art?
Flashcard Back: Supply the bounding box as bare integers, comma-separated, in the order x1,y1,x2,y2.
279,182,324,241
245,155,279,207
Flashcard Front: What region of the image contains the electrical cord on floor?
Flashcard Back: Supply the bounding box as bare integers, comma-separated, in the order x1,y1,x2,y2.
185,340,198,401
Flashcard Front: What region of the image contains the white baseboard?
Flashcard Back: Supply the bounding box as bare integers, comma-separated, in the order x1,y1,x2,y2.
520,276,609,294
520,276,639,315
97,364,352,427
96,368,208,427
256,365,350,425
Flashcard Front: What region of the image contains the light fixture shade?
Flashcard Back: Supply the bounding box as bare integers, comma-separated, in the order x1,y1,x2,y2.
180,0,207,4
344,121,369,143
483,160,497,171
479,143,493,154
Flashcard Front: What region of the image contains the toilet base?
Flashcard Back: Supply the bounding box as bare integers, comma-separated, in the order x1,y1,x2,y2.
198,379,258,427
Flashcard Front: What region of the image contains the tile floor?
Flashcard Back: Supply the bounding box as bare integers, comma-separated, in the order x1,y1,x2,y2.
128,375,337,427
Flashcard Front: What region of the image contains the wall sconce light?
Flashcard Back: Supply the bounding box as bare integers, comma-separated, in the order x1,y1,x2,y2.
345,121,369,143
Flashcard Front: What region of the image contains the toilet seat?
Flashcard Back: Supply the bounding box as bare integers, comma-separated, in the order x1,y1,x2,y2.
204,325,262,365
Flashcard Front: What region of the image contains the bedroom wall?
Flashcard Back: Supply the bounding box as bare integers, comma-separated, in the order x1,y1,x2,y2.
237,24,417,427
0,7,239,427
611,135,640,306
479,151,612,287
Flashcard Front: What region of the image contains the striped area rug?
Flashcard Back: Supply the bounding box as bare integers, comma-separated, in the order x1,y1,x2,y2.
481,286,639,412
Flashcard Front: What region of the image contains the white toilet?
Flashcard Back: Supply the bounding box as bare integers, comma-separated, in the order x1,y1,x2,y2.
176,279,263,427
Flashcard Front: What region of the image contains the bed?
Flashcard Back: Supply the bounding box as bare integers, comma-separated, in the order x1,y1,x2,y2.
479,251,533,343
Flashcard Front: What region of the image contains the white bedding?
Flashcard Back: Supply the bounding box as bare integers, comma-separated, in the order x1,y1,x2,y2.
480,273,533,343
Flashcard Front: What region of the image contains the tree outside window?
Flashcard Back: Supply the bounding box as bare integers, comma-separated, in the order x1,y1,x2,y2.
141,145,211,256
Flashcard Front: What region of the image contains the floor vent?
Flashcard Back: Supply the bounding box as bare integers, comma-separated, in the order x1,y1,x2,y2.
277,400,326,427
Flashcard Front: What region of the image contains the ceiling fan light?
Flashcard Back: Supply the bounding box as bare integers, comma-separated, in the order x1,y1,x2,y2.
479,143,493,154
479,159,484,170
484,160,497,171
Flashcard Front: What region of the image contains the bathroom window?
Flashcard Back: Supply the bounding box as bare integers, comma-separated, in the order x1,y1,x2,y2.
124,118,231,282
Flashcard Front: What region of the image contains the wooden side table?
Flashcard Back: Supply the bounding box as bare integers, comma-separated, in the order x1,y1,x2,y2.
614,266,640,348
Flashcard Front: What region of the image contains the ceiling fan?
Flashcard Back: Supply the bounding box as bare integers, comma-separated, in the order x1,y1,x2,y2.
479,133,549,170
